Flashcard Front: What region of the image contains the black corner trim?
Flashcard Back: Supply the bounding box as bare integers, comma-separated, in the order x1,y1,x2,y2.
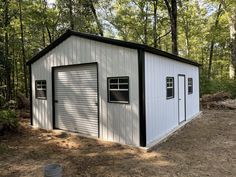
198,67,201,111
29,65,33,126
52,67,56,129
138,49,146,147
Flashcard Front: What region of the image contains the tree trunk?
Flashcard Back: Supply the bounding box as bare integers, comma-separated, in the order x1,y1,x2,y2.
42,28,46,47
19,0,28,97
207,4,222,80
11,37,15,99
88,0,103,36
4,0,11,101
153,0,158,48
46,25,52,43
144,1,148,45
179,0,190,57
171,0,178,55
68,0,74,30
229,13,236,78
164,0,178,55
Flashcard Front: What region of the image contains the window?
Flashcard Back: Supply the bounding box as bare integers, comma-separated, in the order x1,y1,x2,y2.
108,77,129,103
35,80,47,99
166,77,174,99
188,78,193,94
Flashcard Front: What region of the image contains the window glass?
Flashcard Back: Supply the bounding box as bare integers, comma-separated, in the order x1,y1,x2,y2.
35,80,47,99
108,77,129,103
166,77,174,99
188,78,193,94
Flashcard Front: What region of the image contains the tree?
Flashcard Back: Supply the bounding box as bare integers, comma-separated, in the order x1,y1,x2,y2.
152,0,158,48
220,0,236,78
3,0,11,101
68,0,74,30
207,4,222,80
164,0,178,55
88,0,103,36
19,0,28,97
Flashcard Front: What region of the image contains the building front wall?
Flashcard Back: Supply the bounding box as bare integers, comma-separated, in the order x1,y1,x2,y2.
31,36,140,146
145,52,200,146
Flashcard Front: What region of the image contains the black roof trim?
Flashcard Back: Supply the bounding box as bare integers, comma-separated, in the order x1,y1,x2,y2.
27,29,201,67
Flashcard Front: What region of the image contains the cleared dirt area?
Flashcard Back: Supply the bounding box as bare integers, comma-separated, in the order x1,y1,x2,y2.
0,110,235,177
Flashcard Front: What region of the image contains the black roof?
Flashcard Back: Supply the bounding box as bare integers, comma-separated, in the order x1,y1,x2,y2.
26,29,200,67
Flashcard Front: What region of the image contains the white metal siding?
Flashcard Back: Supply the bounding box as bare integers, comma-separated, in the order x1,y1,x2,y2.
54,65,98,137
145,52,200,146
31,36,140,146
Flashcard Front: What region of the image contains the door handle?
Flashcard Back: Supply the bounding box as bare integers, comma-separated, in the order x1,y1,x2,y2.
179,98,181,101
55,100,58,103
95,102,98,106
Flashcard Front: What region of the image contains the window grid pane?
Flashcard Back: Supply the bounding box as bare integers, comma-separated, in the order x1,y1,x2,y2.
188,78,193,94
166,77,174,99
36,80,47,99
108,77,129,103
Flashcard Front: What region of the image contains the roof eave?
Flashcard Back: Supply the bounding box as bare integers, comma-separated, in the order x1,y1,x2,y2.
144,47,201,67
26,29,72,65
26,29,201,67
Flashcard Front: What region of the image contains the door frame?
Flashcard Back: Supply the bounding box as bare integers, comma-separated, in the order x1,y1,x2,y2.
51,62,100,137
177,74,186,124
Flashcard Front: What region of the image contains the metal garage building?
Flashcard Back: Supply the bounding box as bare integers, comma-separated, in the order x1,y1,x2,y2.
27,30,201,148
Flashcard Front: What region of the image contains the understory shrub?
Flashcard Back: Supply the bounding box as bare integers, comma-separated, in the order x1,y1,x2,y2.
0,95,5,109
0,109,18,134
201,78,236,98
16,92,30,109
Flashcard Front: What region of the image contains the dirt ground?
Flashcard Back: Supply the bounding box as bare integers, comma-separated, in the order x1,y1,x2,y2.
0,110,235,177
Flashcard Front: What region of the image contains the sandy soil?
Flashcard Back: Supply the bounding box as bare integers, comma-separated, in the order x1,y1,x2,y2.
0,110,235,177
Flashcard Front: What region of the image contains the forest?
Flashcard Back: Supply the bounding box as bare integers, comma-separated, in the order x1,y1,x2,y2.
0,0,236,102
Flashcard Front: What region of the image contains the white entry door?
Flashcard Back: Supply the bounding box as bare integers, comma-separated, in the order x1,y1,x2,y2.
178,75,186,123
54,64,98,137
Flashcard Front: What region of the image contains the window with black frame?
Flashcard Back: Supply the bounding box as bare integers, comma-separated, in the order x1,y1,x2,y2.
166,77,174,99
108,77,129,103
35,80,47,99
188,78,193,94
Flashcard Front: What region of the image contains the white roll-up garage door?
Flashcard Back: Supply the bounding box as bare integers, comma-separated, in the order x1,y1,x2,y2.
54,64,98,137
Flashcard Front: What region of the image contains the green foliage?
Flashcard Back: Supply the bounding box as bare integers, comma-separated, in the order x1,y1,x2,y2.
0,0,235,101
0,109,18,131
201,77,236,98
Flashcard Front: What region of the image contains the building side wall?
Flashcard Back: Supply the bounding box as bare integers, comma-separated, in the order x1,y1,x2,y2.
145,52,200,145
31,36,140,146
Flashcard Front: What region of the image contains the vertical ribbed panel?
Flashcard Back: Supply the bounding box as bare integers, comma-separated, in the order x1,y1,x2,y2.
31,36,140,146
145,52,200,145
54,65,98,137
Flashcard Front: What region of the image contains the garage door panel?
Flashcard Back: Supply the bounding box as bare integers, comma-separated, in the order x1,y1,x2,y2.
54,64,98,137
